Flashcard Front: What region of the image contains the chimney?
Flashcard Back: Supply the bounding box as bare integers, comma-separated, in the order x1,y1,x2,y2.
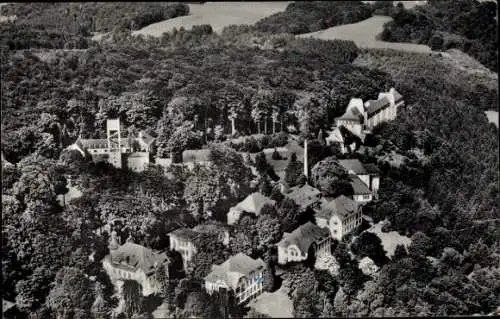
303,139,308,178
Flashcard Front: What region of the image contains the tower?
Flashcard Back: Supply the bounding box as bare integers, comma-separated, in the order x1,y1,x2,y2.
303,139,308,178
106,119,122,168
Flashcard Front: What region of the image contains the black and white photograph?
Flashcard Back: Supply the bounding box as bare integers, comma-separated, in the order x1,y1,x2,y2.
1,1,499,318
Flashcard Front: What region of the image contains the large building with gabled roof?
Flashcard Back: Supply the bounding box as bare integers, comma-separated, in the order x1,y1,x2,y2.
102,232,169,296
227,192,276,225
315,195,363,240
277,221,331,265
203,253,268,304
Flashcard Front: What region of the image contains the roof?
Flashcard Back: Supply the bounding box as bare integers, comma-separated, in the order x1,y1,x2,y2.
138,131,155,145
392,88,403,103
3,299,15,313
365,96,391,116
128,152,149,158
347,98,364,114
339,159,367,175
285,184,321,209
316,195,359,220
350,176,372,195
192,223,227,234
204,253,266,290
234,192,276,215
182,149,212,163
338,107,363,122
169,228,201,241
109,242,168,275
326,127,344,144
78,137,131,149
277,222,330,253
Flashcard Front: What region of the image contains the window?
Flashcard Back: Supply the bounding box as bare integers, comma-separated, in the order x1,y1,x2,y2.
363,195,371,200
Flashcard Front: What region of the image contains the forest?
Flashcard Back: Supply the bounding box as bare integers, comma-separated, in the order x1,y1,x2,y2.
379,0,498,71
253,1,372,34
1,1,499,318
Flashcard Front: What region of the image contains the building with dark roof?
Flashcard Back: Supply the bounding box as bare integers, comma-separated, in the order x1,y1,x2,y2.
285,184,322,211
315,195,363,240
102,232,169,296
339,159,380,201
204,253,268,304
277,222,331,265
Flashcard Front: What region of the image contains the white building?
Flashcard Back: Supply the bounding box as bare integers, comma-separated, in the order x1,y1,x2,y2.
277,221,331,265
339,159,380,200
169,224,230,269
102,232,169,296
204,253,267,304
315,195,363,240
67,118,154,170
227,192,276,225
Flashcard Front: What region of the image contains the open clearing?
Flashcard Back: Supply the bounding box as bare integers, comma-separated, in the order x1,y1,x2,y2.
249,288,293,318
132,2,290,37
366,221,412,258
298,15,431,53
485,111,499,128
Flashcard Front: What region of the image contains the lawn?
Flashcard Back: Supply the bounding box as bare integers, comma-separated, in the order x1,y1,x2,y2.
297,15,431,53
366,221,412,258
249,287,293,318
132,2,290,36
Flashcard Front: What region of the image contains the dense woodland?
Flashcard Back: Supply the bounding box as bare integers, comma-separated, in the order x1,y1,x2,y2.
253,1,372,34
1,2,499,319
379,0,498,71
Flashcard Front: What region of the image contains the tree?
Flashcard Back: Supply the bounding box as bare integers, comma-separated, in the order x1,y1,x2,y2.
46,267,94,319
284,153,303,187
259,175,273,197
351,232,390,267
255,152,268,175
91,282,111,319
310,156,353,197
279,198,301,232
123,280,143,318
270,186,284,203
392,244,408,261
294,95,327,139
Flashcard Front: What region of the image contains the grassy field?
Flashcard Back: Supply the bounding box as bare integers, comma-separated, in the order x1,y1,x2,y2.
297,15,431,53
249,287,293,318
366,221,412,258
132,2,290,36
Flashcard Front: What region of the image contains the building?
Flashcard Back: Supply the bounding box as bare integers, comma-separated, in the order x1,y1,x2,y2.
335,88,404,134
169,224,230,268
56,175,83,207
325,126,363,154
182,149,212,170
315,195,363,240
2,299,19,319
102,232,169,296
67,118,154,171
127,152,150,172
277,222,332,265
227,192,276,225
285,184,322,211
349,175,373,204
339,159,380,200
204,253,267,304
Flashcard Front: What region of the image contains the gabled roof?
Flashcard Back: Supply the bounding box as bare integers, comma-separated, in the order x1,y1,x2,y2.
392,89,403,103
338,107,363,122
316,195,359,220
138,131,155,145
204,253,266,290
2,299,15,313
233,192,276,215
128,152,149,159
109,242,168,275
192,223,227,234
285,184,321,209
80,138,108,149
350,176,372,195
326,127,344,144
339,159,367,175
346,98,364,114
182,149,212,163
277,221,330,254
365,96,391,116
169,228,201,241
